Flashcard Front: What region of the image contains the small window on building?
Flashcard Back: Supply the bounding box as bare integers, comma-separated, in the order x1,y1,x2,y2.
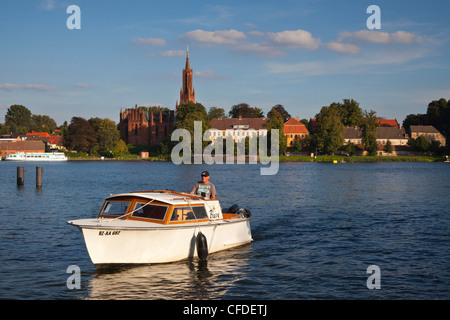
170,206,208,221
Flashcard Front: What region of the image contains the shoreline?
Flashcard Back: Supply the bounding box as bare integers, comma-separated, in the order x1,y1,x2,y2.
64,155,449,163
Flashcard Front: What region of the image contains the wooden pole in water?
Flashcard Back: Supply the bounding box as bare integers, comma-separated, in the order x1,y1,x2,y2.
17,167,24,185
36,166,43,188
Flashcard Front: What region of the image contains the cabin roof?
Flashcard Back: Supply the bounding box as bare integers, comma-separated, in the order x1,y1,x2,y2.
106,190,207,205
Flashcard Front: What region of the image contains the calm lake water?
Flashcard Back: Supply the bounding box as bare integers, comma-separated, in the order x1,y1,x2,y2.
0,160,449,300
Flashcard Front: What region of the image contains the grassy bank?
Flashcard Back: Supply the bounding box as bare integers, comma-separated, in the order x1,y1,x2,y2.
279,155,445,162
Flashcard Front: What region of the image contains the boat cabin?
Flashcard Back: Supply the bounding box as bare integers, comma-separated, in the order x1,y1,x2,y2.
97,190,236,225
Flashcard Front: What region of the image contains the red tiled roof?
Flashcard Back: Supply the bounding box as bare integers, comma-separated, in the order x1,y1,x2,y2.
377,119,399,127
26,131,51,137
284,118,309,134
0,140,46,154
48,136,62,145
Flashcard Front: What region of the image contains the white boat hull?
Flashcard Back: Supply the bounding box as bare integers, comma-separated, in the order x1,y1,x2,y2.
5,152,67,161
70,219,252,266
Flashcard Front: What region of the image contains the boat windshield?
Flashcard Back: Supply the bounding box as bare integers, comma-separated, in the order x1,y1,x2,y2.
170,206,208,221
131,202,168,220
102,201,130,216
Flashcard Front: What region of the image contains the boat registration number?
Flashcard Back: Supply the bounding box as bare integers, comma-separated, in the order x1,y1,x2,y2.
98,230,121,236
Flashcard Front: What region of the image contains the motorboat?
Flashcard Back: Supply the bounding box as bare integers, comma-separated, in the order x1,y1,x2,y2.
68,190,252,267
5,151,67,161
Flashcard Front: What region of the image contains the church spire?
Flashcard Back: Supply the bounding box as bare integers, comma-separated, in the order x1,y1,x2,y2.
185,45,190,69
179,46,195,105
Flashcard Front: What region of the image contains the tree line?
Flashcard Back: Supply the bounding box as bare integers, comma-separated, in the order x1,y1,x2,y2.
1,98,448,157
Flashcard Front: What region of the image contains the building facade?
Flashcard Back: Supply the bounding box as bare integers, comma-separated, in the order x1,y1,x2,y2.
119,105,175,145
208,116,268,143
0,139,46,157
409,125,446,147
284,117,309,147
343,126,410,155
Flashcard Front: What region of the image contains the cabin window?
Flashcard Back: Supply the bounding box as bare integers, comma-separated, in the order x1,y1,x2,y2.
102,201,130,216
131,202,167,220
170,206,208,221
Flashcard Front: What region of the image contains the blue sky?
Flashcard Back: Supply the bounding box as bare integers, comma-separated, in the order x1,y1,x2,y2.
0,0,449,126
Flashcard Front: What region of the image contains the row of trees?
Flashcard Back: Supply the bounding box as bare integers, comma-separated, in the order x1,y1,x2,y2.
63,117,127,157
403,98,450,139
0,104,58,134
307,99,381,155
2,98,448,157
171,102,287,156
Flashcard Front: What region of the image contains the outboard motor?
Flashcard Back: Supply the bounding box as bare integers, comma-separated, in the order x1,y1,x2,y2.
237,208,251,219
228,204,240,214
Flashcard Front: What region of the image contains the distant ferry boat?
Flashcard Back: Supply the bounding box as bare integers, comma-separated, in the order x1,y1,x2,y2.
5,151,68,161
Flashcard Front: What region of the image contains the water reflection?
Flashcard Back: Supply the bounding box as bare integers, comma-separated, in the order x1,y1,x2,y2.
86,245,252,300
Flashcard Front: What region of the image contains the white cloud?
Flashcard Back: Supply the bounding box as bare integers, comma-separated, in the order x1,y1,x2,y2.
248,30,265,37
326,41,361,54
390,31,417,44
133,38,166,46
339,30,417,44
183,29,246,44
74,83,94,88
266,30,321,50
234,43,283,57
158,50,186,57
267,46,430,76
40,0,55,11
0,83,58,91
194,70,228,79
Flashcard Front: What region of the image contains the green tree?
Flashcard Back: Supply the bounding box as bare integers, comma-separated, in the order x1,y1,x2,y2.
63,117,98,153
112,139,128,157
270,104,291,122
314,104,344,154
229,103,264,118
208,107,227,120
427,98,449,139
384,139,393,154
89,118,120,155
58,121,69,136
429,140,441,154
264,109,287,155
31,114,57,133
413,135,430,153
300,119,309,127
336,99,363,127
361,110,379,156
402,113,425,131
292,139,302,153
175,102,211,150
5,104,32,133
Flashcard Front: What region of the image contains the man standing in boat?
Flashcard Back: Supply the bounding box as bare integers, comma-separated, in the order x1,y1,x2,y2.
190,171,217,199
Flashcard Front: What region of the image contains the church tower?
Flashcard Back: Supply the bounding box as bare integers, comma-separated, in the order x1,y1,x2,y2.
177,46,195,108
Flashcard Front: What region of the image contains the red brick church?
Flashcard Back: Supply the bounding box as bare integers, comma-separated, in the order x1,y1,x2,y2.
119,47,195,145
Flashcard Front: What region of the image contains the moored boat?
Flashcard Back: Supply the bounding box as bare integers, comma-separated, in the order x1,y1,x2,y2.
68,190,253,266
5,151,67,161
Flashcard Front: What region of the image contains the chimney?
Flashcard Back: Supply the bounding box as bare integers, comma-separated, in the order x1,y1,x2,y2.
296,116,299,121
